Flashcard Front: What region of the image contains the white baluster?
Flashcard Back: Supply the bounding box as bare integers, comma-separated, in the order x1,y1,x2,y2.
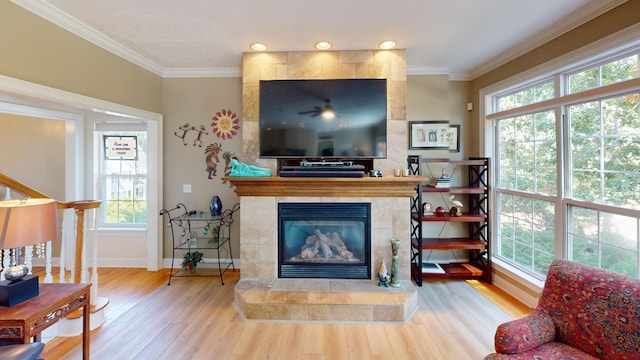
69,209,76,283
1,249,10,281
80,208,88,284
59,209,68,283
25,245,33,274
90,207,99,306
44,239,53,283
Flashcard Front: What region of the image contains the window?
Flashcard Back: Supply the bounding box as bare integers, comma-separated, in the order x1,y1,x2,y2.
488,45,640,279
568,94,640,209
496,80,555,111
99,130,148,226
568,207,639,277
567,54,639,94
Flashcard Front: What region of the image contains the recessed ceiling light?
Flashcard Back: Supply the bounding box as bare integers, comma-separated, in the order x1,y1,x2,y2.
379,40,397,50
315,41,332,50
250,43,267,51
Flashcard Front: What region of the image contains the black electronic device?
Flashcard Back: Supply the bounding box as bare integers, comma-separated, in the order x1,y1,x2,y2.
281,160,366,174
283,160,365,171
259,78,387,159
279,171,365,178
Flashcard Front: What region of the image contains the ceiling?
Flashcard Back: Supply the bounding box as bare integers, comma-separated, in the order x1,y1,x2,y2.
14,0,623,79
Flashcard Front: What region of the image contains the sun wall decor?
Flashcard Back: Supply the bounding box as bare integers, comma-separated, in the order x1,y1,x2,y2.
211,109,239,139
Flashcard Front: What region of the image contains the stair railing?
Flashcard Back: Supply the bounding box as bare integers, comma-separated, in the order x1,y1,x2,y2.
0,173,101,305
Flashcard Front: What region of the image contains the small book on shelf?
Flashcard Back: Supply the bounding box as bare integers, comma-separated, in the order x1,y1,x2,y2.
426,177,450,188
421,262,445,274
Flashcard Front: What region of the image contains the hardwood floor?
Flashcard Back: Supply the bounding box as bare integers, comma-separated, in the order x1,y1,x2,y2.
34,268,531,359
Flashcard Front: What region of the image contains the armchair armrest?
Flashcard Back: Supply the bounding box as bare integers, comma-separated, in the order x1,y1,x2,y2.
494,309,556,354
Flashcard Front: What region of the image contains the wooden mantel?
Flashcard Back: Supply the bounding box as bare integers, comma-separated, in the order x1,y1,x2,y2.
222,175,427,197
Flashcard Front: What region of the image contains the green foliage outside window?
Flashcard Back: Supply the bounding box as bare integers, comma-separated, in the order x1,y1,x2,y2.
495,52,640,280
569,94,640,208
568,55,638,94
105,199,147,224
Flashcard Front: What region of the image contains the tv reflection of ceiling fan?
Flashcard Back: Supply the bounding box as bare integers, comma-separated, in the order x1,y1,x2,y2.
298,98,337,120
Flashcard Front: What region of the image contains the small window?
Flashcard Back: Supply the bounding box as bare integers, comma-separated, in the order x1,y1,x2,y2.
100,130,148,226
567,54,639,94
496,80,555,112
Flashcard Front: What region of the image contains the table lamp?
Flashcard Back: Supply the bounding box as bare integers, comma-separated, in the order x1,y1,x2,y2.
0,198,57,306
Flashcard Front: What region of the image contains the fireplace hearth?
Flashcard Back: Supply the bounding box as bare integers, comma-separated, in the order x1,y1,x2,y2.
278,202,371,279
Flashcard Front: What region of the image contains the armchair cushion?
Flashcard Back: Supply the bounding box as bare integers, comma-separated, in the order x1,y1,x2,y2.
485,259,640,359
538,260,640,357
493,309,555,354
485,341,599,360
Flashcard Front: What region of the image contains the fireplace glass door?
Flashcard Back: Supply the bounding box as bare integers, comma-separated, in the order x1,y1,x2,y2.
278,203,371,279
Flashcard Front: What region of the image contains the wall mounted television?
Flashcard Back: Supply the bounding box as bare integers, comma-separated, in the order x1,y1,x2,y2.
259,78,387,159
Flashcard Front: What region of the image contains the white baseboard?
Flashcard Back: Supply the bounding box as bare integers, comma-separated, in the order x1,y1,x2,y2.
32,257,241,270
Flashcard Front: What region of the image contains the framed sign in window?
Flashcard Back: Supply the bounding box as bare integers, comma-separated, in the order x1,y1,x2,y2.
409,121,450,149
104,135,138,160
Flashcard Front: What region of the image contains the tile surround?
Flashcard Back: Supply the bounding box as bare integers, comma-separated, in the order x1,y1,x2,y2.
235,50,416,322
235,278,418,322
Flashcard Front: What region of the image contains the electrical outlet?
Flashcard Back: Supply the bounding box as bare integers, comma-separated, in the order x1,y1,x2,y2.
183,184,192,193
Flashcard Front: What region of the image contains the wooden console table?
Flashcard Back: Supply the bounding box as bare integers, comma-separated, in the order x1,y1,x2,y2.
0,283,91,359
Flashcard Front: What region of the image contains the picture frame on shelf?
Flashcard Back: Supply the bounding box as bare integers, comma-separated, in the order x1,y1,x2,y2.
409,121,450,149
448,124,460,152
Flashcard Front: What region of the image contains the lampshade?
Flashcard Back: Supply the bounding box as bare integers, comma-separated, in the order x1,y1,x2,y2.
0,198,58,250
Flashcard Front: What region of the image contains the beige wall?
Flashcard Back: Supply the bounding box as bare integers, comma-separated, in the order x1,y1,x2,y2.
406,75,471,160
0,114,66,254
0,114,65,200
161,77,244,258
0,1,163,113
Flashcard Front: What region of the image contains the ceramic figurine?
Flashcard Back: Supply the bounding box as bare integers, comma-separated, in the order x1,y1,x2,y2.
229,158,272,177
448,194,464,216
378,257,390,287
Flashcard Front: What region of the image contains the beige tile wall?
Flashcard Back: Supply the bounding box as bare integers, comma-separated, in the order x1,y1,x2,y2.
242,50,407,174
239,50,410,281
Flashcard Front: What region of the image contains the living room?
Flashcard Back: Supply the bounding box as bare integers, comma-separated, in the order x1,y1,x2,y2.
1,1,640,359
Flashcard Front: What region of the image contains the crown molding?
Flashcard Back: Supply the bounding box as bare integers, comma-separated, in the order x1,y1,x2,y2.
468,0,628,79
12,0,628,81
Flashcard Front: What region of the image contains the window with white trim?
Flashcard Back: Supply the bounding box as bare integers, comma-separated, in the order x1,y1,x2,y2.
487,45,640,279
97,127,148,227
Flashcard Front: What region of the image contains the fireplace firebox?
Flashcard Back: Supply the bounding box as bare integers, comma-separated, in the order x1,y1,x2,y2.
278,203,371,279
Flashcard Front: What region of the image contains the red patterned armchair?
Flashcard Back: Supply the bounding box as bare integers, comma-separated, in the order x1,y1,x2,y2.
485,259,640,360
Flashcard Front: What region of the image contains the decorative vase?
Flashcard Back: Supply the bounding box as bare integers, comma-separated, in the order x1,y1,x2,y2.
209,195,222,216
390,238,401,288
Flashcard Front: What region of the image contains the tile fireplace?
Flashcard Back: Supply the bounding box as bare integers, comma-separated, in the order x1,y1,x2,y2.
227,176,423,322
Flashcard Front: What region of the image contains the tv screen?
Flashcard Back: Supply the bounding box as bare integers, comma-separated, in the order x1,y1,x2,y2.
259,78,387,159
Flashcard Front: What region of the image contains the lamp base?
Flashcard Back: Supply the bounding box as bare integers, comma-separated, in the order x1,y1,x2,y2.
0,275,39,307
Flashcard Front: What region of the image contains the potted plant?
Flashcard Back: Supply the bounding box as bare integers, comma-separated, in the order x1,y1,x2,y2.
181,251,203,274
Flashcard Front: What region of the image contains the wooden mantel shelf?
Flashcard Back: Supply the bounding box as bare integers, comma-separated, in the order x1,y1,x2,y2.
222,175,427,197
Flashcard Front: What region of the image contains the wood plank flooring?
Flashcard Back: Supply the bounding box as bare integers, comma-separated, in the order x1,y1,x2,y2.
34,268,531,359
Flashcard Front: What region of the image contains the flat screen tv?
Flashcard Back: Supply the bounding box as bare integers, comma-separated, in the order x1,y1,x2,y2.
259,78,387,159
